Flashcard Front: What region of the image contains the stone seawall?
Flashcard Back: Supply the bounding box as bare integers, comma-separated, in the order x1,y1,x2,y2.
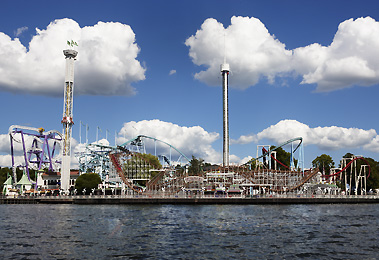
1,196,379,205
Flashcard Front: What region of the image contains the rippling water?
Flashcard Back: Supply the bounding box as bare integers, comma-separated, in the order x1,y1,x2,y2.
0,204,377,259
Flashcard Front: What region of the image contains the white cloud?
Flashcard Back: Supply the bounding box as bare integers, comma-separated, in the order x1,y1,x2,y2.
117,119,222,164
297,17,379,92
232,119,377,151
14,26,28,37
363,136,379,153
0,154,24,168
169,69,176,75
0,134,10,154
186,16,379,92
0,18,145,96
240,155,253,165
185,16,292,89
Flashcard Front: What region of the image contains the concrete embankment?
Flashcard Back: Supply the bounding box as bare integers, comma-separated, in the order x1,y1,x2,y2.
1,196,379,205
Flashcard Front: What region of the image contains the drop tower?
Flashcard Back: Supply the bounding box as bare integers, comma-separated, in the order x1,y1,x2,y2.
61,48,78,192
221,62,230,167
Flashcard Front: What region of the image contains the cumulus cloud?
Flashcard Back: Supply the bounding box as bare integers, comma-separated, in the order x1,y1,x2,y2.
297,17,379,92
117,119,222,164
232,119,378,151
186,16,379,92
0,18,145,96
169,69,176,75
363,136,379,153
0,155,25,168
185,16,292,88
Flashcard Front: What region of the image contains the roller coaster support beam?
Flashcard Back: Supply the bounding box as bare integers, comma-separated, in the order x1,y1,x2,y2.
247,137,304,173
120,135,191,164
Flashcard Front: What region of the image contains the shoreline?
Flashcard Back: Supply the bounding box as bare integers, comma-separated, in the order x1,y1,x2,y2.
1,195,379,205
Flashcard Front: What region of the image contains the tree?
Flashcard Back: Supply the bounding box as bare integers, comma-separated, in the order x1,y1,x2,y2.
188,156,204,176
74,173,102,195
268,146,299,170
138,153,162,169
361,157,379,190
312,154,335,175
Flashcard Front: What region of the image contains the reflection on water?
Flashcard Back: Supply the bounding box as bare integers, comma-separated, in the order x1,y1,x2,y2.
0,204,378,259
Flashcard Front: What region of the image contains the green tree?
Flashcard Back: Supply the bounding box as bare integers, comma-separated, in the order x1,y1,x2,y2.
188,156,204,176
312,154,335,175
269,146,299,170
361,157,379,190
270,146,290,170
138,153,162,169
74,173,102,195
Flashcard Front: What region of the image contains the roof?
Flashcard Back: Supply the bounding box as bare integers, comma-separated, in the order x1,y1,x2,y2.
42,170,80,176
16,173,32,186
4,176,13,185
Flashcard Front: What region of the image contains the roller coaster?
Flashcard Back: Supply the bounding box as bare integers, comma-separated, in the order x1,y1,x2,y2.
75,135,325,196
74,134,374,196
7,126,370,196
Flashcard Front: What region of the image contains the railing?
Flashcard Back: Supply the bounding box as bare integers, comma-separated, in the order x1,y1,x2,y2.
32,193,379,200
2,193,379,200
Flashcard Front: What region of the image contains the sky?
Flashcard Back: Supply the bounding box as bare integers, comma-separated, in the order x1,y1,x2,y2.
1,0,379,169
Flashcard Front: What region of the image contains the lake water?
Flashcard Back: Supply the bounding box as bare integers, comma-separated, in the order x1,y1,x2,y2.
0,204,377,259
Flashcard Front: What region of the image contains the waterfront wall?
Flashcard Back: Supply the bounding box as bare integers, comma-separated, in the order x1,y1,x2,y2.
1,195,379,205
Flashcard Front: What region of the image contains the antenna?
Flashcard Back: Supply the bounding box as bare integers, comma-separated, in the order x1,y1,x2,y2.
223,32,227,64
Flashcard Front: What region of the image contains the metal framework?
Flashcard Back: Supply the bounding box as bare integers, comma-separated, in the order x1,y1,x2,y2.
8,125,63,188
324,156,370,195
120,135,191,166
250,137,304,174
76,143,113,180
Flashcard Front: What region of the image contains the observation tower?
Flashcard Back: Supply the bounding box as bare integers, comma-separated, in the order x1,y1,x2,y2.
221,62,230,167
61,48,78,192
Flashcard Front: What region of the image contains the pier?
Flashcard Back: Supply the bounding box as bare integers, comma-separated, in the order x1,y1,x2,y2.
1,195,378,205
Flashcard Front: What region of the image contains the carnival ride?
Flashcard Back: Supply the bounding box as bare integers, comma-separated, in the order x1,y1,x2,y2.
325,156,370,195
75,135,315,195
7,125,371,196
73,134,373,196
76,135,190,193
8,125,63,189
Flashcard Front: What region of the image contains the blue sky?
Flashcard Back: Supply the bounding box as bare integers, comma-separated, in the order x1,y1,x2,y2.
1,0,379,168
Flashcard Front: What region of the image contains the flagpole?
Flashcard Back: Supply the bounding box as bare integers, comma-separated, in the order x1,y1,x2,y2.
86,124,88,144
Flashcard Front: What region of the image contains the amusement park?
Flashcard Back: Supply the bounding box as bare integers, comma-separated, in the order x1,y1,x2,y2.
1,45,378,202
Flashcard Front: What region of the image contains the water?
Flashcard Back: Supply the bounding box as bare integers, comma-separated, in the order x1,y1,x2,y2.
0,204,377,259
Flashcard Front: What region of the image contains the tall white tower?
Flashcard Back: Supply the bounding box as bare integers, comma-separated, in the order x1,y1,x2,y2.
61,49,77,192
221,62,230,167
